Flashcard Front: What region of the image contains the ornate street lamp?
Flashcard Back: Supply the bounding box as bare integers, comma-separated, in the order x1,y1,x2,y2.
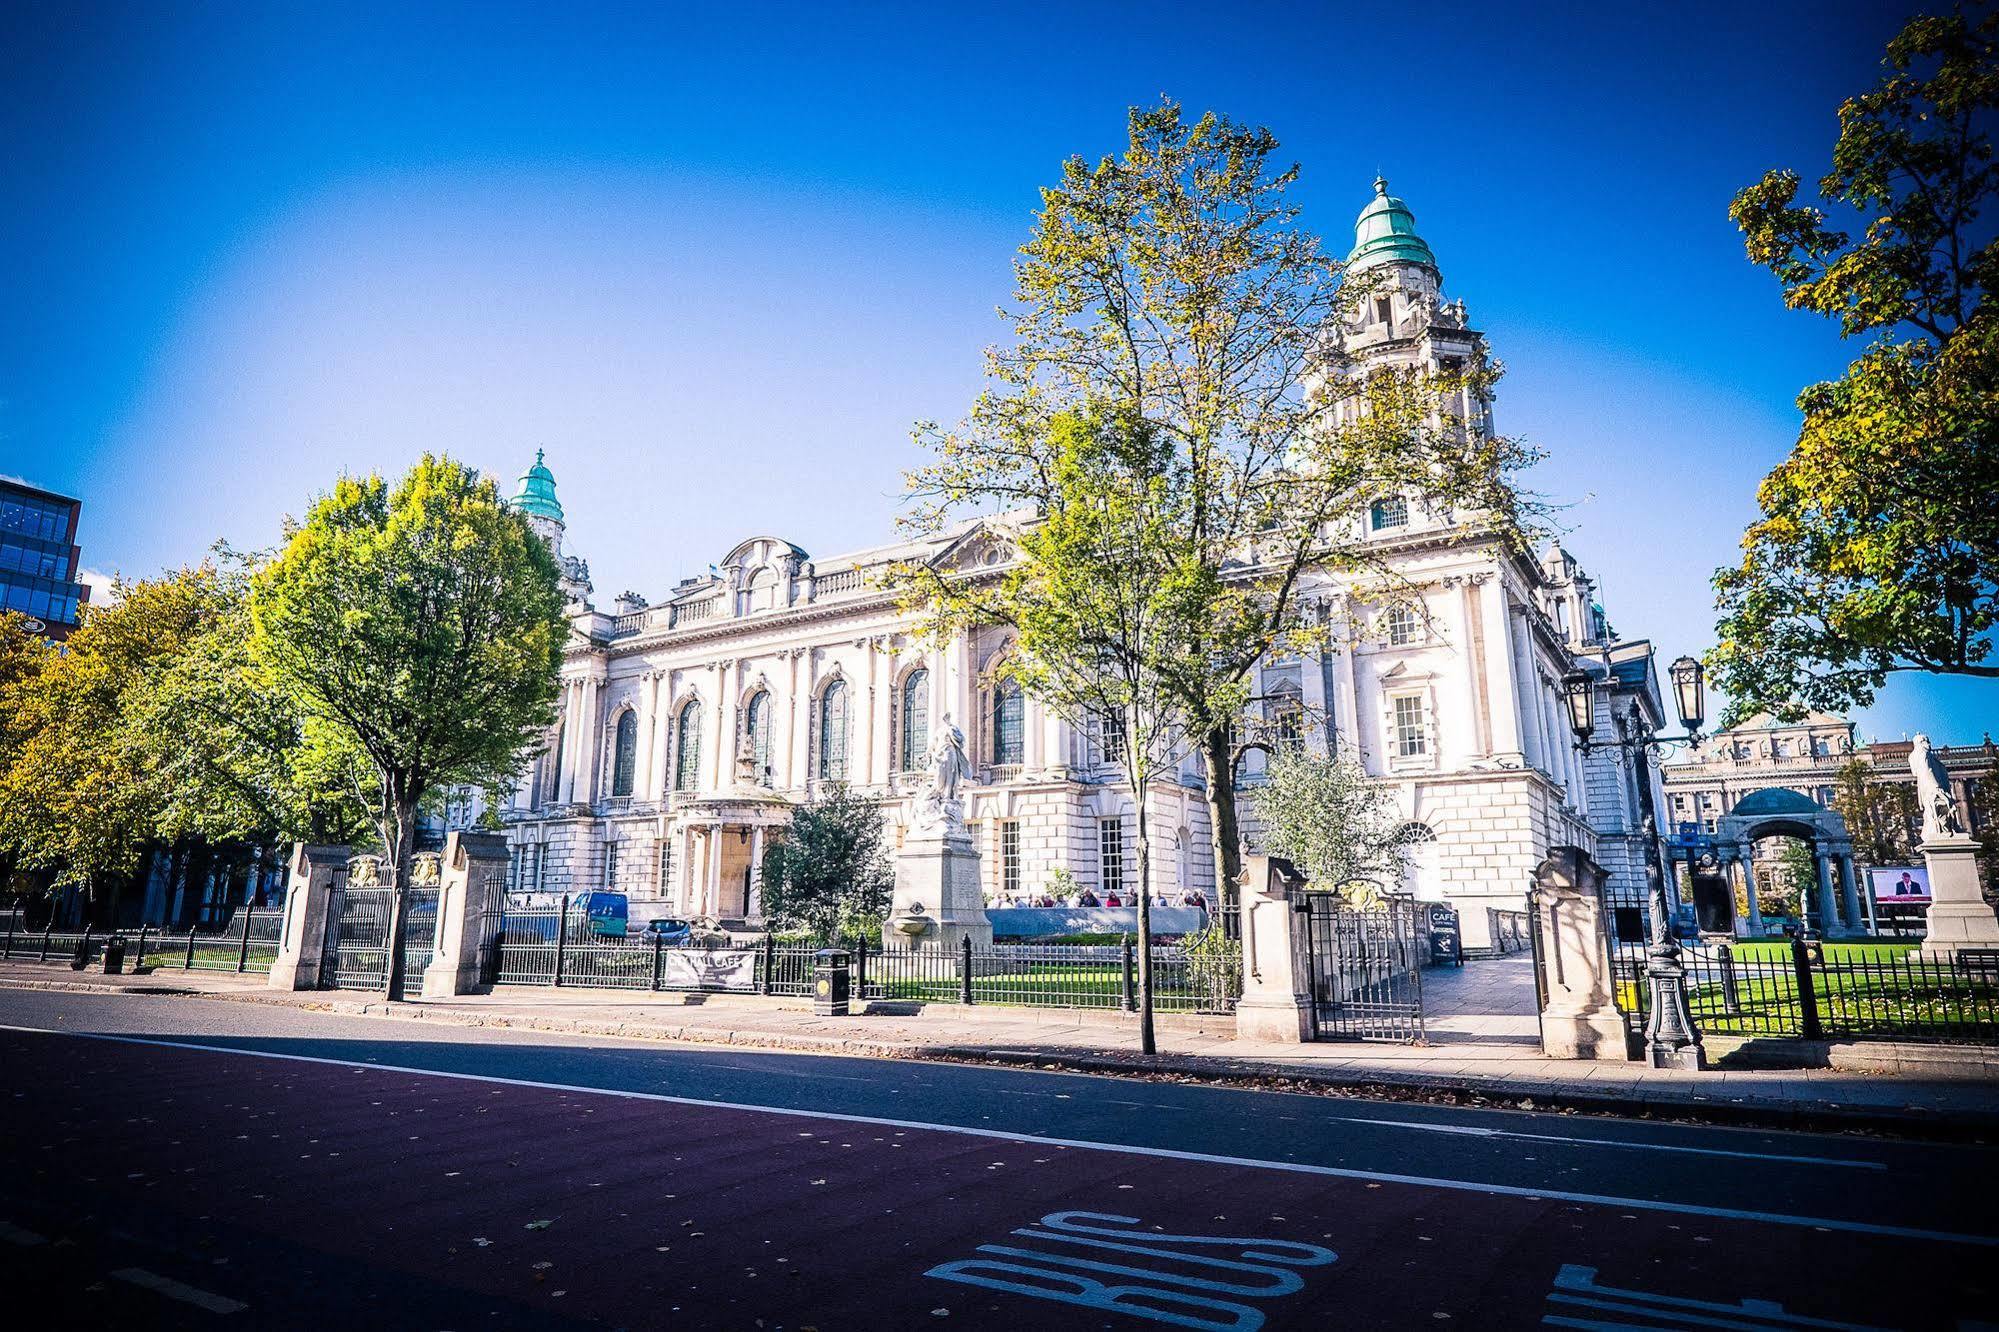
1562,656,1707,1071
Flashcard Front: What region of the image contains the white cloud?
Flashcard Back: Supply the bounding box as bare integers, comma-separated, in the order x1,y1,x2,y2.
76,567,120,608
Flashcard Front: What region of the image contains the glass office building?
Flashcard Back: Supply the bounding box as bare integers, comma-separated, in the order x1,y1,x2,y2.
0,479,88,640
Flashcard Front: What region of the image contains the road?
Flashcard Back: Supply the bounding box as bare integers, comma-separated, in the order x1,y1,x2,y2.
0,989,1992,1330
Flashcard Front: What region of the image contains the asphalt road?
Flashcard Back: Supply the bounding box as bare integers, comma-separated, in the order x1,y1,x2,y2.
0,989,1993,1330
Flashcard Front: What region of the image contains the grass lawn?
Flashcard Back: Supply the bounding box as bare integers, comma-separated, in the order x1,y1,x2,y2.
1617,942,1997,1037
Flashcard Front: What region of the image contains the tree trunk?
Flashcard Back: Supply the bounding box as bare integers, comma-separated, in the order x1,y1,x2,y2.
383,786,419,1003
1133,782,1157,1056
1201,726,1243,911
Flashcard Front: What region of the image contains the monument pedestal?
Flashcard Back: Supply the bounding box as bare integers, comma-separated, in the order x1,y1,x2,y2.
1919,836,1999,960
269,844,349,992
1233,855,1313,1044
422,831,512,997
885,827,991,952
1531,847,1638,1062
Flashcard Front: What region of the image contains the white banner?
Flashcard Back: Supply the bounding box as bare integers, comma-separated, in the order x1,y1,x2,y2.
660,948,755,992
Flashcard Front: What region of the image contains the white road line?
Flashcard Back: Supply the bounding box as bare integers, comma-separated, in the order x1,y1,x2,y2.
111,1268,248,1315
3,1022,1991,1249
1342,1117,1887,1170
0,1220,47,1246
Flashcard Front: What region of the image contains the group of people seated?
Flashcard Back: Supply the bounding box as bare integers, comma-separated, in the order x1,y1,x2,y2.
1003,887,1210,912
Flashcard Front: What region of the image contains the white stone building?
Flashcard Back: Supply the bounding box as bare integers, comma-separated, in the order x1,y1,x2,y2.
479,181,1661,950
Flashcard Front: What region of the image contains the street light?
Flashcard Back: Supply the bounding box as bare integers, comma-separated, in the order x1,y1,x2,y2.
1561,656,1707,1071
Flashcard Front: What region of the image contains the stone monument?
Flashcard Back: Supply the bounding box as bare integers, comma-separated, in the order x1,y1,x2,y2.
268,843,349,991
1232,854,1313,1043
422,830,513,997
1529,846,1635,1061
1911,734,1999,959
884,714,992,952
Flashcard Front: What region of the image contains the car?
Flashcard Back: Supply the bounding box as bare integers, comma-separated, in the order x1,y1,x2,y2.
636,918,692,946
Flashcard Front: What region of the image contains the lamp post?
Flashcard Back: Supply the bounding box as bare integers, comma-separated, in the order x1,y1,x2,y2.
1561,654,1707,1071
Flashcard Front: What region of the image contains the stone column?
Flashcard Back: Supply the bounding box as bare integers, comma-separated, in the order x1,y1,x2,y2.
1815,851,1845,936
634,672,658,801
576,677,602,806
1835,848,1863,936
422,832,510,998
268,844,349,992
748,826,767,918
1740,856,1764,937
704,826,723,917
1531,847,1632,1061
1477,581,1523,763
710,663,731,791
557,682,580,805
1233,855,1313,1043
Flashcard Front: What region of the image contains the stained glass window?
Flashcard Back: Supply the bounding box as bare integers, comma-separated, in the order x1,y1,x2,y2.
674,701,703,791
611,711,638,796
993,680,1024,766
900,668,930,771
819,681,849,781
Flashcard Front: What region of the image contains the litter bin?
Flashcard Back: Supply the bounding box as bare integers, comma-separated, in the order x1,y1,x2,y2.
101,937,126,975
814,948,851,1017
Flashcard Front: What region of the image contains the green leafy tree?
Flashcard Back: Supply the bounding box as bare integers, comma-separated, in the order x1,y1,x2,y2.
1827,757,1920,869
1773,840,1820,924
904,406,1200,1052
1713,8,1999,720
902,101,1534,912
250,455,567,999
1249,748,1416,907
758,783,894,943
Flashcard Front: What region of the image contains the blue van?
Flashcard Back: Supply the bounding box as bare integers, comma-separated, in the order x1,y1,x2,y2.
582,891,629,939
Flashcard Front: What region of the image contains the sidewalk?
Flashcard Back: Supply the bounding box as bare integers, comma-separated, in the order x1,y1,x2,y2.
5,957,1996,1136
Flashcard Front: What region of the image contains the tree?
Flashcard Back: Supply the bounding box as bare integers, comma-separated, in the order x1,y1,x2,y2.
758,783,894,943
903,406,1200,1052
1774,840,1819,923
250,455,568,1000
902,101,1534,914
1827,757,1920,868
1250,748,1416,906
1712,8,1999,721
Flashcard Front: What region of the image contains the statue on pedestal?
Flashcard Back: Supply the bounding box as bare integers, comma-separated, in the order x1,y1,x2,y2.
913,714,971,835
1911,734,1967,841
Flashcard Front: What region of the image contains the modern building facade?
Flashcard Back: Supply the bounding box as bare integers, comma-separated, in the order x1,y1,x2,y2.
480,183,1662,950
0,478,89,640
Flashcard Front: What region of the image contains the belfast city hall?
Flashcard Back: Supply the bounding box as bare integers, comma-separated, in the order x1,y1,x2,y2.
471,181,1661,953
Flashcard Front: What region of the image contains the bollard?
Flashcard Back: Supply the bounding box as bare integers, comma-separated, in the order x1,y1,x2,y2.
184,927,198,970
1717,943,1742,1017
134,925,150,973
959,934,974,1005
760,935,775,996
1121,935,1137,1012
236,907,255,972
72,925,94,970
40,923,54,962
553,894,570,987
1789,936,1824,1041
854,935,868,999
651,934,665,991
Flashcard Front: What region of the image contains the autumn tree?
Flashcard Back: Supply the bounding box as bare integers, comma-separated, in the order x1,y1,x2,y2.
1250,748,1418,907
1713,8,1999,720
902,101,1534,909
250,455,567,1000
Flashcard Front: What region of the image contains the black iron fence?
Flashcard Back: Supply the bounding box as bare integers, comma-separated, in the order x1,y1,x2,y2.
479,909,1237,1014
0,910,283,976
1607,936,1999,1043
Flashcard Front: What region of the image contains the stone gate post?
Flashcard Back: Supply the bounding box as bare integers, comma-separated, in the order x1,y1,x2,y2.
268,844,349,991
423,831,512,997
1234,855,1313,1043
1531,846,1634,1061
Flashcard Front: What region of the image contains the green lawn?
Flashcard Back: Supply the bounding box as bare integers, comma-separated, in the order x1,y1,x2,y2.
1616,942,1997,1037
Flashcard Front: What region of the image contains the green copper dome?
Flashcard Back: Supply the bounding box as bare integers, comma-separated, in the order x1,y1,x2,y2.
513,449,563,522
1347,177,1438,274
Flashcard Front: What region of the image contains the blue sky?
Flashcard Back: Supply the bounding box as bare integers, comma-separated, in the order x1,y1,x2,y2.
3,1,1990,743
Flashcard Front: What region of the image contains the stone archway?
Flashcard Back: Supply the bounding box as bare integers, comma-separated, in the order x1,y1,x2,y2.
1712,788,1866,938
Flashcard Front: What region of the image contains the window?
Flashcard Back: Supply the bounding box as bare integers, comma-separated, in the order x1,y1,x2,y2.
1374,295,1392,325
674,701,703,791
745,690,772,784
1271,694,1303,751
1385,603,1420,646
534,843,549,894
818,680,849,781
1392,693,1428,758
659,841,674,897
611,711,638,797
1370,496,1408,530
604,841,620,889
1099,818,1125,893
1101,708,1126,765
899,668,930,771
545,724,565,802
992,680,1024,766
1000,820,1021,897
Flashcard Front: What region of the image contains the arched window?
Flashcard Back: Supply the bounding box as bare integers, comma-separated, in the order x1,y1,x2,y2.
611,711,638,797
674,701,703,792
992,680,1024,766
1371,496,1409,531
899,668,930,772
818,680,849,781
745,690,772,784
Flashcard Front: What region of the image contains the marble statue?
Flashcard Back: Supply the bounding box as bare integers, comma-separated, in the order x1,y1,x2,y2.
915,714,971,832
1910,733,1966,840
